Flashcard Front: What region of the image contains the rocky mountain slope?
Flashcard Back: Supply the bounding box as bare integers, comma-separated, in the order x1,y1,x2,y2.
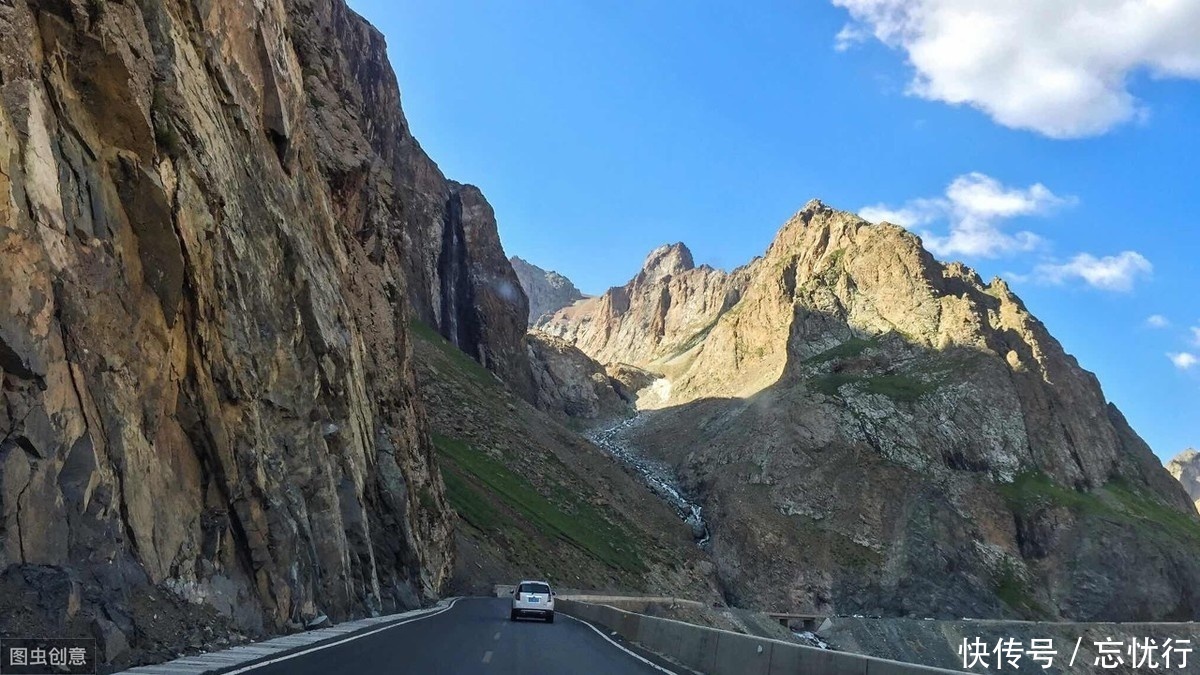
6,0,1196,668
1168,449,1200,514
511,258,633,422
540,201,1200,621
409,321,715,598
0,0,547,666
510,256,585,325
527,331,632,421
0,0,726,669
540,242,746,374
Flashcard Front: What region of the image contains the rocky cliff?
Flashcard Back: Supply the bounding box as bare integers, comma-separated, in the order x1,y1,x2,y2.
527,331,631,421
298,0,533,400
403,185,534,400
541,200,1200,621
510,256,585,325
0,0,495,664
1168,450,1200,514
539,242,746,370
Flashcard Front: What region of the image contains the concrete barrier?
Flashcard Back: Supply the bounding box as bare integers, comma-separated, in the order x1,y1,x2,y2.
491,585,707,613
711,629,772,675
557,600,965,675
564,595,708,612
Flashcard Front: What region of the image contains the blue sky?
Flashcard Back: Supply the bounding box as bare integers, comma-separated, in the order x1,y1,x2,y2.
347,1,1199,461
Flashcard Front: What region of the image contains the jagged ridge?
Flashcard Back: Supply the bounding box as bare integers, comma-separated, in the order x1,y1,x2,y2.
510,257,585,325
541,200,1200,621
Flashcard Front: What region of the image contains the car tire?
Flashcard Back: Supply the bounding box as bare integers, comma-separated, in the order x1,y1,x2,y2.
546,612,554,624
510,610,518,621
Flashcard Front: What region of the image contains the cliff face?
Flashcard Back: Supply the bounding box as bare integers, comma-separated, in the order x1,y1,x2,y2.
508,261,631,419
1168,450,1200,514
435,185,535,401
542,201,1200,621
510,256,585,325
0,0,465,659
527,331,631,420
292,0,533,401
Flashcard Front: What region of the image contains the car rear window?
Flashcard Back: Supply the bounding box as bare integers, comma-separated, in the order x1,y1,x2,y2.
519,583,550,595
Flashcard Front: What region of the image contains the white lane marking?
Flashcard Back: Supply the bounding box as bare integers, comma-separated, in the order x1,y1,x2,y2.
561,613,679,674
222,598,461,674
482,650,493,663
493,632,501,640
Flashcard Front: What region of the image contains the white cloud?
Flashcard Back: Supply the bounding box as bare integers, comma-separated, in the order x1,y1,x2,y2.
858,203,934,228
1192,326,1200,345
831,0,1200,138
859,172,1072,258
1146,314,1171,329
861,174,1152,293
834,24,870,52
1169,352,1199,370
1036,251,1153,292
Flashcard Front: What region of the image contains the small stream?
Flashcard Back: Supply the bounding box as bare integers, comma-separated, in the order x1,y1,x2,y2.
588,415,711,547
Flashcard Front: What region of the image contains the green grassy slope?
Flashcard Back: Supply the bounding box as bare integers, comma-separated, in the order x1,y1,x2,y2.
410,320,711,595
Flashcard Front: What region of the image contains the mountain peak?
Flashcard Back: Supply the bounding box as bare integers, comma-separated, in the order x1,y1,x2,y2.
640,242,695,282
1172,448,1199,464
510,256,584,325
1168,449,1200,515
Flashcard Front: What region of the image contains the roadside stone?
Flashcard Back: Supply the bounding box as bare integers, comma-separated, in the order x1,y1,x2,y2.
91,616,129,662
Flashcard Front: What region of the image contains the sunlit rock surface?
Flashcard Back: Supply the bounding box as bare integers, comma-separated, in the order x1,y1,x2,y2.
1168,449,1200,514
541,200,1200,621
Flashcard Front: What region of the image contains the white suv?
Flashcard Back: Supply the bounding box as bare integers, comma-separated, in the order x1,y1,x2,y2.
510,580,556,623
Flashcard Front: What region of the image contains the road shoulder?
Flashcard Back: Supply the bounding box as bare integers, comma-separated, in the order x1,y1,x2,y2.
112,599,460,675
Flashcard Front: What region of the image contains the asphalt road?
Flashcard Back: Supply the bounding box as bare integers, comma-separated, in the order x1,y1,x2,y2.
234,597,677,674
